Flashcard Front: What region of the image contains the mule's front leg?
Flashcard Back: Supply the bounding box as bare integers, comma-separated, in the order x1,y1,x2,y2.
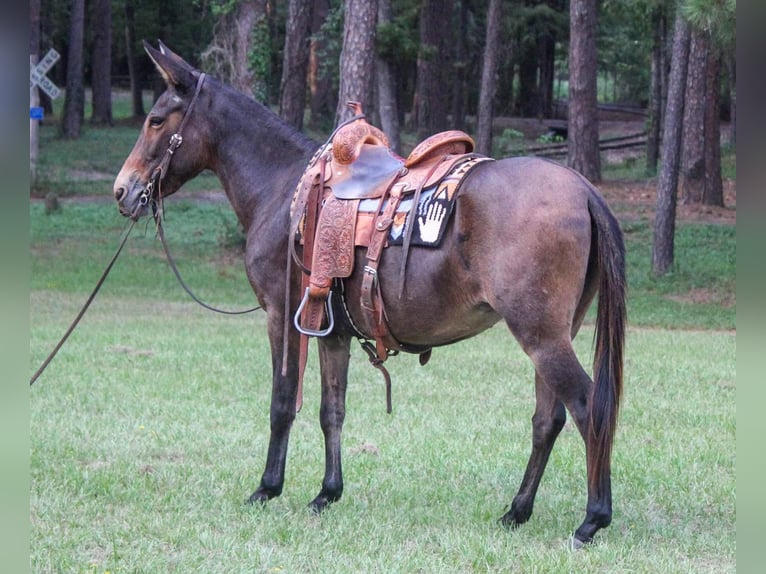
308,333,352,512
248,325,300,505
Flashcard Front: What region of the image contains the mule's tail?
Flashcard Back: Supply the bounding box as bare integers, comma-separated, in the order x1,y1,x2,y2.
587,189,627,497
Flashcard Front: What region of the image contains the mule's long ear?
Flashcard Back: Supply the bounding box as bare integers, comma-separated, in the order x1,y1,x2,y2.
143,40,197,92
157,40,185,62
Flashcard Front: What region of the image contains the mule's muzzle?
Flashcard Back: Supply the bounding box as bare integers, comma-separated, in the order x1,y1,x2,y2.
114,177,152,221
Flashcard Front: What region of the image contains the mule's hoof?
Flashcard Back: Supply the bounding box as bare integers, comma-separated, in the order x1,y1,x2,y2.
308,492,339,514
569,535,590,550
498,506,529,530
498,513,521,530
246,490,271,506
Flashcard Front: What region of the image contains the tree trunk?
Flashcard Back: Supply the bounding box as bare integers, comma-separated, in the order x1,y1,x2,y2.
476,0,503,156
336,0,378,124
201,1,261,99
728,54,735,146
90,0,113,126
450,0,468,131
680,28,707,204
414,0,451,139
279,0,312,130
567,0,601,183
539,33,556,119
652,11,691,276
62,0,85,139
124,0,144,119
30,0,41,186
646,7,664,176
703,44,723,206
376,0,400,152
517,49,538,118
308,0,334,129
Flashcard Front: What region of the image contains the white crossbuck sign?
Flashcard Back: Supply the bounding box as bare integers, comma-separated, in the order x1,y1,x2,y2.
30,48,61,99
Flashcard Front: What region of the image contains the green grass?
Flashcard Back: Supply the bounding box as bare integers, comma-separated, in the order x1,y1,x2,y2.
29,113,735,572
29,291,735,573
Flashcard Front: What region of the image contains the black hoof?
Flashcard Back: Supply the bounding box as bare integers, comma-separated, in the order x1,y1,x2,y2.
308,492,340,514
246,486,278,506
498,504,531,530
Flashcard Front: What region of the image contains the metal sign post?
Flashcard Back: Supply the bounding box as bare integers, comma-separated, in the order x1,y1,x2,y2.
30,48,61,185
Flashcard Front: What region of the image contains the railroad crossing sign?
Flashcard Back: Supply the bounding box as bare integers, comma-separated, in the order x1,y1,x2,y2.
30,48,61,100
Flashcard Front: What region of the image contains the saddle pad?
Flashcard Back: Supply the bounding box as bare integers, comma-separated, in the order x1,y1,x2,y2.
359,156,492,248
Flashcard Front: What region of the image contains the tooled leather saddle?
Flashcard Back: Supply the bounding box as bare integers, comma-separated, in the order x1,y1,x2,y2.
288,102,491,410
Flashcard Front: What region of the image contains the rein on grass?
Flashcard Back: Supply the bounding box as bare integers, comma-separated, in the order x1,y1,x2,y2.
30,209,262,387
29,219,137,386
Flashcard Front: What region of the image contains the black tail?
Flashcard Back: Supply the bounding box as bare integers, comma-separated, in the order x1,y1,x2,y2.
586,189,627,497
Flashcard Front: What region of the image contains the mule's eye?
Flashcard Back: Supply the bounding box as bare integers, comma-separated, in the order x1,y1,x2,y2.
148,116,164,128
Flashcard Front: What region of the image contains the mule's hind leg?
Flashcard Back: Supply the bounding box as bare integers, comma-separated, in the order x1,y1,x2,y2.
499,372,566,528
309,333,352,512
529,341,613,546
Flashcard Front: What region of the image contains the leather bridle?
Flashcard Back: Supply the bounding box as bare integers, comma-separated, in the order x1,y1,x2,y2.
134,72,207,219
140,71,260,317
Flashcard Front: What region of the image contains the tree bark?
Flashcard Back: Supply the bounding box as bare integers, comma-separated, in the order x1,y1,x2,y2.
376,0,400,152
539,32,556,119
518,47,538,118
680,28,707,204
703,43,723,206
652,11,691,276
567,0,601,183
201,1,260,99
309,0,334,129
62,0,85,139
476,0,503,156
336,0,378,124
124,0,144,119
279,0,312,130
646,7,664,176
450,0,469,131
90,0,113,126
414,0,451,139
728,54,735,146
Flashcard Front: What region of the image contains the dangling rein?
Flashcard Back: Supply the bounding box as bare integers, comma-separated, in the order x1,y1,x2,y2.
30,72,260,386
29,219,137,386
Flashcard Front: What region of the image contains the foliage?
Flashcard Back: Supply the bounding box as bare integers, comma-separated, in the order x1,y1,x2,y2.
311,0,345,106
376,0,420,64
682,0,736,52
598,0,655,103
249,12,272,104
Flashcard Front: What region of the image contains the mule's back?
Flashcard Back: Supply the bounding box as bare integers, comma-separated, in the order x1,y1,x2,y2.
360,156,599,349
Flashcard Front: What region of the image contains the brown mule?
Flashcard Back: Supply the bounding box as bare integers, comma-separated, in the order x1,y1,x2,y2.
114,41,626,546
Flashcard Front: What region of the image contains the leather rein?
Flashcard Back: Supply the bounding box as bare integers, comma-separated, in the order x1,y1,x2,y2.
30,72,258,386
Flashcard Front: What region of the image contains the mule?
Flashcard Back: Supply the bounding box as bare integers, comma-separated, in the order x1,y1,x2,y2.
114,41,626,546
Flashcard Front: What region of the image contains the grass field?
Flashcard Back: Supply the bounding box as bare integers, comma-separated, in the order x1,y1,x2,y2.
30,111,735,572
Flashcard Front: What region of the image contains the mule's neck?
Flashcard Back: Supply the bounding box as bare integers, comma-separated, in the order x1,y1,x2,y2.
206,78,318,231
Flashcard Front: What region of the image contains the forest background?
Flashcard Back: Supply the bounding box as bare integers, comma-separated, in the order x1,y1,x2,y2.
29,0,736,275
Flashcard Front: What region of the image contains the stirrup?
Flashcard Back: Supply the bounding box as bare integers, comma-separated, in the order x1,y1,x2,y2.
294,287,335,337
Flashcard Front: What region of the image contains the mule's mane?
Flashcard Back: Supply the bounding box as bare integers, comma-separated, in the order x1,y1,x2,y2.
209,75,318,159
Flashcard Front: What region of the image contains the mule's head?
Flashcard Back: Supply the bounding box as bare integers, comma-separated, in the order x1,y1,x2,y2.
114,41,211,219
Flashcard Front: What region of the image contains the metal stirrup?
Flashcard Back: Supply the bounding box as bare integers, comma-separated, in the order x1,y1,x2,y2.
293,287,335,337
